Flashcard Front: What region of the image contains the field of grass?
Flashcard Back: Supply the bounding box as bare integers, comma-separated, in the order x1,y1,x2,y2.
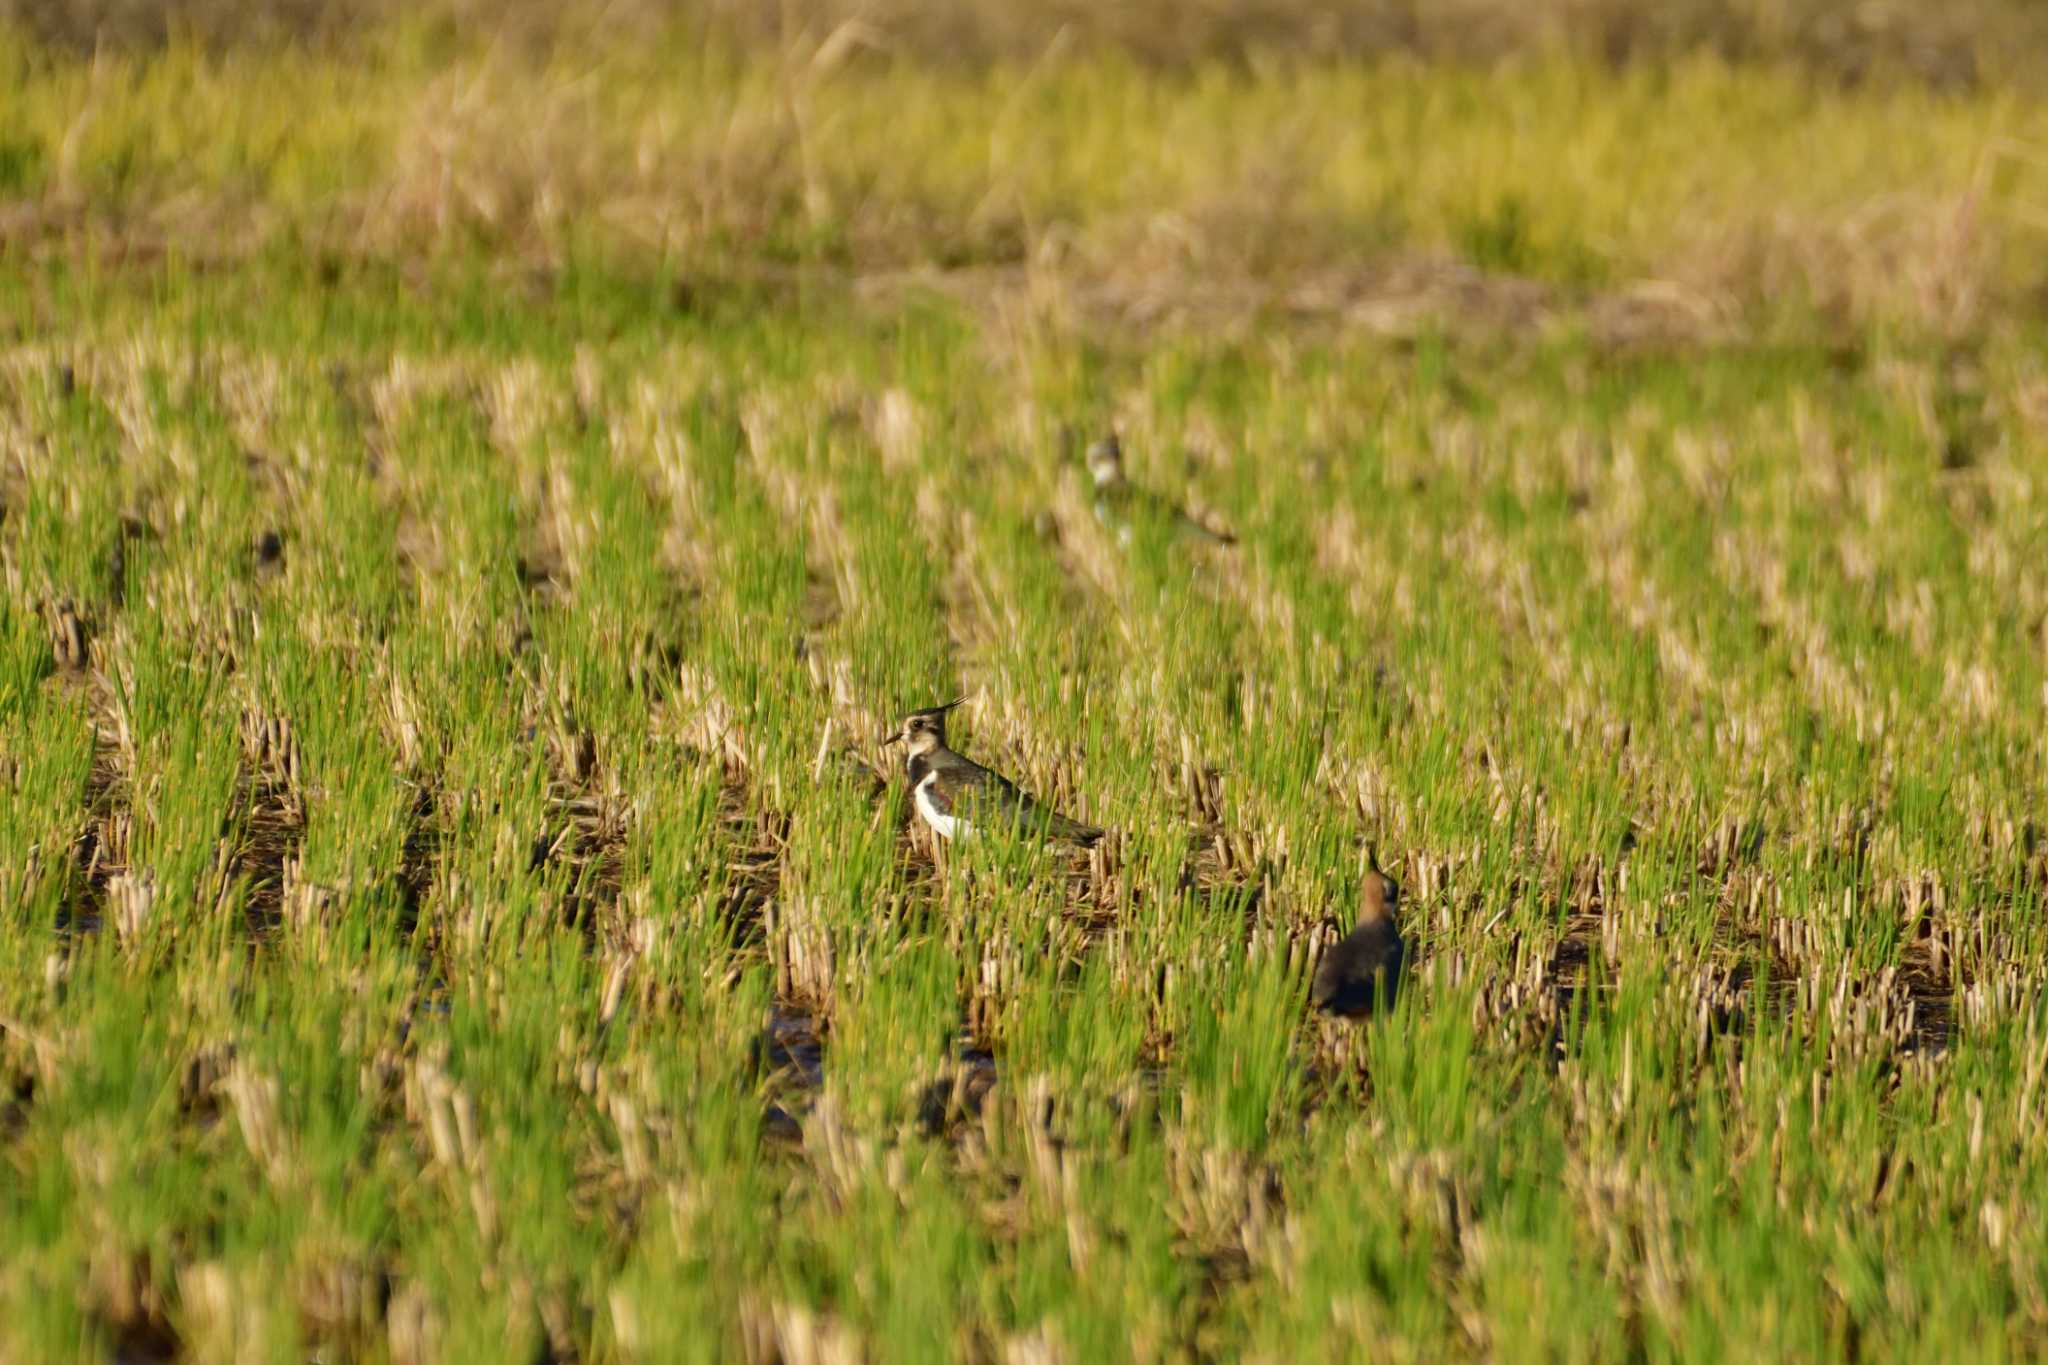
5,14,2048,1364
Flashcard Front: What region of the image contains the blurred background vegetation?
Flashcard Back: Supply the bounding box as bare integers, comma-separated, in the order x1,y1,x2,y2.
0,0,2045,342
8,0,2048,88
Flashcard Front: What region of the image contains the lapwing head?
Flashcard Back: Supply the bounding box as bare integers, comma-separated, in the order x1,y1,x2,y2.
1085,434,1125,488
1360,845,1401,924
883,698,964,758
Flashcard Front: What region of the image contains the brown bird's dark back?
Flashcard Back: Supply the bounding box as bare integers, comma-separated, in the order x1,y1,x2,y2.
1312,864,1404,1018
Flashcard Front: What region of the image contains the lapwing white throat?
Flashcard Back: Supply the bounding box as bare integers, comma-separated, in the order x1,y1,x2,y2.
1311,850,1404,1018
1086,433,1235,547
883,699,1103,846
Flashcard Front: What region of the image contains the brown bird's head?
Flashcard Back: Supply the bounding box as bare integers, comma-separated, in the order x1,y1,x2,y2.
882,698,964,758
1084,433,1126,488
1359,846,1401,924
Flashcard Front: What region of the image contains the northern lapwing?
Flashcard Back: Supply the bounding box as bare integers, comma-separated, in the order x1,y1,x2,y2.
1086,433,1235,547
883,699,1103,846
1311,850,1404,1018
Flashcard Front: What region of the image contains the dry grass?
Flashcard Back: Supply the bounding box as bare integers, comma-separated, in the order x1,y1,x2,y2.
1,19,2046,340
10,0,2048,91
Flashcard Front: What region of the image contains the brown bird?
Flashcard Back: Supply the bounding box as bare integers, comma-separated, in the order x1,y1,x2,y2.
1311,851,1404,1018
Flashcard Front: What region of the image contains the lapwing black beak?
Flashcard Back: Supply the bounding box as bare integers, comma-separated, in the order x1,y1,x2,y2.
881,729,904,746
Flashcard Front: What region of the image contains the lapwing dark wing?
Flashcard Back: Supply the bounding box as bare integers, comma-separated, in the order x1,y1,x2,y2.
1312,850,1404,1018
883,699,1103,846
1086,433,1236,547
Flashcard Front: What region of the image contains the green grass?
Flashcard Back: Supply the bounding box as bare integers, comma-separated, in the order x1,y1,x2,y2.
5,25,2048,1364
